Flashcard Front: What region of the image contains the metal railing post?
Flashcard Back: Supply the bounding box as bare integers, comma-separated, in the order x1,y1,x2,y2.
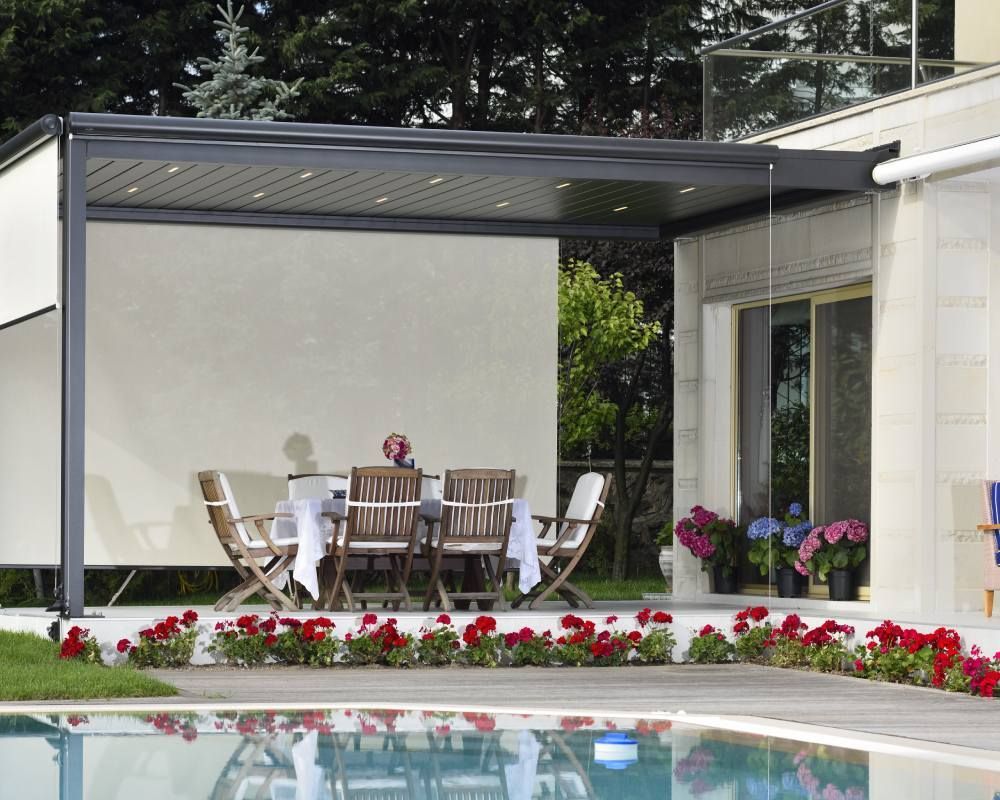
911,0,919,88
703,56,714,141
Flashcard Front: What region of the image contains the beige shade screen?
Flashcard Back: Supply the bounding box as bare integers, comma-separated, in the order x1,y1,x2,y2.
0,138,58,326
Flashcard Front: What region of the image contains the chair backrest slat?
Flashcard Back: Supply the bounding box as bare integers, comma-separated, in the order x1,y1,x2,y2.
439,469,515,541
198,470,251,546
345,466,422,540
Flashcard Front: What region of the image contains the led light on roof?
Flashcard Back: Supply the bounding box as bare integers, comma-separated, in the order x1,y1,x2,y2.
613,205,628,212
496,201,510,208
126,186,140,193
428,177,444,184
299,171,313,178
166,166,179,173
252,192,266,198
556,182,572,188
375,197,389,203
679,186,696,193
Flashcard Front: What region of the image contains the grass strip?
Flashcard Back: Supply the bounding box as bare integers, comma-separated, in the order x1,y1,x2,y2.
0,630,176,701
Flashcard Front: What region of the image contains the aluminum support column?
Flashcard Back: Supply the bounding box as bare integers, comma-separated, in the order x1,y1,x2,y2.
60,134,86,618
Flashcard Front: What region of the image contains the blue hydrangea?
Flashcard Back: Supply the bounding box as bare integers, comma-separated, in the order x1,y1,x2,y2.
788,502,803,518
782,521,813,547
747,517,783,540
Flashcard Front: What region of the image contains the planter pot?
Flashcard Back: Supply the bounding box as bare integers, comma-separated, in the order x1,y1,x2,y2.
776,567,803,598
828,569,853,601
658,546,674,589
711,565,737,594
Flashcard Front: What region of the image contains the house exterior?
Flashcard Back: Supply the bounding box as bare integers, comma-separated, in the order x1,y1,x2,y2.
674,38,1000,614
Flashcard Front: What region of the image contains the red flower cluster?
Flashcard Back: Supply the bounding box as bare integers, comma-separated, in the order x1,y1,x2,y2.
59,626,94,660
589,631,630,659
462,615,497,646
504,626,545,648
697,624,725,641
146,713,198,742
555,614,596,646
636,608,673,627
370,618,409,653
462,712,496,732
140,609,199,641
775,613,807,640
733,605,769,634
301,617,334,644
802,619,855,648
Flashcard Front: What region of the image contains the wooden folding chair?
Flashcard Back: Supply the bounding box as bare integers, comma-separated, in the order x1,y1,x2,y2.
421,469,515,612
198,470,299,612
320,466,422,612
512,472,612,610
979,479,1000,617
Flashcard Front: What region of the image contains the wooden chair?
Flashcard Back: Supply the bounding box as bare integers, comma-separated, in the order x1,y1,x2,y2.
421,469,515,612
979,479,1000,617
320,466,422,611
512,472,612,610
198,470,299,612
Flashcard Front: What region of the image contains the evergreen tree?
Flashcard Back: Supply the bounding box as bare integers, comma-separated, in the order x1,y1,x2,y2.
176,1,302,120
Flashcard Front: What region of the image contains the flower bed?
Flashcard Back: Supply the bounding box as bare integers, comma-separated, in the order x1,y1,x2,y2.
58,605,1000,700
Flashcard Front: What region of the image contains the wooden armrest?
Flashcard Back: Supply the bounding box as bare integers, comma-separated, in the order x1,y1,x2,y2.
322,511,346,522
532,514,592,526
228,513,292,523
978,524,1000,531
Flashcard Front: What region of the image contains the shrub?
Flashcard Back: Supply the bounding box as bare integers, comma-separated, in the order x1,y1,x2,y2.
416,614,460,666
208,613,279,666
768,614,808,668
60,626,102,663
460,616,505,667
732,606,772,662
688,625,735,663
854,621,961,685
551,614,598,666
343,614,415,667
276,616,338,666
505,626,555,666
633,609,676,664
119,610,199,668
802,620,855,673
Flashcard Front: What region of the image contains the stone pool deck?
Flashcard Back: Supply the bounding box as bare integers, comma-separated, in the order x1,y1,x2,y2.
4,664,993,753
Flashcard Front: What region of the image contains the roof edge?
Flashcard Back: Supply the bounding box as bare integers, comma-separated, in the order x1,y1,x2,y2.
0,114,62,172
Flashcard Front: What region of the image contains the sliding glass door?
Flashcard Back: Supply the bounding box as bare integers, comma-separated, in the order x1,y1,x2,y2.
734,285,872,593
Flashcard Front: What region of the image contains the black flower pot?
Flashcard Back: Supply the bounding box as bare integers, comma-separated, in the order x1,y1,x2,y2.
828,569,853,601
776,567,802,598
711,565,737,594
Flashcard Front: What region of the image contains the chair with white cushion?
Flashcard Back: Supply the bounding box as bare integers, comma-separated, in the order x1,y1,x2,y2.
512,472,612,610
421,468,515,612
320,466,423,611
287,473,349,501
979,479,1000,617
198,470,299,612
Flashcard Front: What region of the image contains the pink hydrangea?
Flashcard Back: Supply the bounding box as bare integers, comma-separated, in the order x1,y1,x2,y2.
677,528,716,559
824,522,846,544
690,505,718,528
844,519,868,543
794,560,811,576
798,528,823,561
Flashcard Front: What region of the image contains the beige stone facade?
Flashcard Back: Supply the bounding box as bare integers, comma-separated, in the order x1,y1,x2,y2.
674,65,1000,614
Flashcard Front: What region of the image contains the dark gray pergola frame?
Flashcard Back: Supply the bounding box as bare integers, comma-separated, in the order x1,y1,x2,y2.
0,113,896,617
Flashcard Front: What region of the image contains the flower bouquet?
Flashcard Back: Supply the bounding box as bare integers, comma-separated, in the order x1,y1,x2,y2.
674,505,739,593
795,519,869,601
382,432,413,467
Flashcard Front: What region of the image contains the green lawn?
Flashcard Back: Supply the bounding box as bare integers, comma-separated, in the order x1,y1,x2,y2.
0,630,176,702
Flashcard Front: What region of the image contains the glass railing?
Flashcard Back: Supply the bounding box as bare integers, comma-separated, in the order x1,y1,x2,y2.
702,0,996,141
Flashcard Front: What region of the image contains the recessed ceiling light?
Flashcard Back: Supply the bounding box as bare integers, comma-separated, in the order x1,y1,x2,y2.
428,177,444,185
679,186,696,193
253,192,266,199
556,182,572,188
299,172,313,179
375,197,389,203
496,201,510,208
613,205,628,212
126,186,140,193
166,166,179,174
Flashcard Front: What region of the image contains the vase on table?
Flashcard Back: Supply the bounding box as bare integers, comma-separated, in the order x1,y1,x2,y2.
828,568,853,601
776,567,803,598
711,564,737,594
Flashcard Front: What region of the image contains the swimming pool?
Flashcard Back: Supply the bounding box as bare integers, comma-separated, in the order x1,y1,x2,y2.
1,708,997,798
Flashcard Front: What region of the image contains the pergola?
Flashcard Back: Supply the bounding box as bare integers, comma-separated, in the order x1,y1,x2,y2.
0,113,894,617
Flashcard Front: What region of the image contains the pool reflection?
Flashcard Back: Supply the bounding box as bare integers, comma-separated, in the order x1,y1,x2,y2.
1,710,997,799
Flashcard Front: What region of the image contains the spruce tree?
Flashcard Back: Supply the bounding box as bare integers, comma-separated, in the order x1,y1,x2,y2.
176,1,302,121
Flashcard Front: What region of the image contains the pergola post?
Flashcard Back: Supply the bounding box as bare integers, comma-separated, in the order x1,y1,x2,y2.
59,133,87,618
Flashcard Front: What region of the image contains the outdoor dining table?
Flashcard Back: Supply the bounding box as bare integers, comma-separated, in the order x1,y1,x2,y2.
271,491,541,603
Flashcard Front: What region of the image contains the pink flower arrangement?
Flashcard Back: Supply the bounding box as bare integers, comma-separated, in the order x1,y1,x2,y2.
795,519,869,580
382,432,412,462
674,505,739,574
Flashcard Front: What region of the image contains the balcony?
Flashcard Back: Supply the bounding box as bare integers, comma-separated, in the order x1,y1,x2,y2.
701,0,1000,142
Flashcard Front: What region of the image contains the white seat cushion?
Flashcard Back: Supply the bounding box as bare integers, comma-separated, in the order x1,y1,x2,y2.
543,472,604,549
338,536,411,550
217,471,252,545
246,536,301,549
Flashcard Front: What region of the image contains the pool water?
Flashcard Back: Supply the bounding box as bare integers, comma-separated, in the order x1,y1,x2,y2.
1,709,997,799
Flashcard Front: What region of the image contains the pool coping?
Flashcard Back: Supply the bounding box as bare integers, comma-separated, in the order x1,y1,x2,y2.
4,701,999,771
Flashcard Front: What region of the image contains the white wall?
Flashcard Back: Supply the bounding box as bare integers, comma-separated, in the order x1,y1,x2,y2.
0,223,558,567
675,63,1000,614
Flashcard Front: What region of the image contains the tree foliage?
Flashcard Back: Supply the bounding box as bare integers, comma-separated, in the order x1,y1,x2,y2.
176,2,302,120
